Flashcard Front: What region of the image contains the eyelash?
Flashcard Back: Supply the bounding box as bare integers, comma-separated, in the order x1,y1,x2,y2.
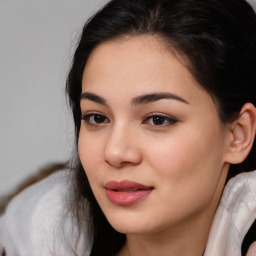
81,113,177,127
143,114,177,127
81,113,109,126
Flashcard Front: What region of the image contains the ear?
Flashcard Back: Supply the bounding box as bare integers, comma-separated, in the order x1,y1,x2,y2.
224,103,256,164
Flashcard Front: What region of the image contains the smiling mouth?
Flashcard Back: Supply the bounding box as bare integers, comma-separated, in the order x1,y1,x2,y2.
105,180,154,205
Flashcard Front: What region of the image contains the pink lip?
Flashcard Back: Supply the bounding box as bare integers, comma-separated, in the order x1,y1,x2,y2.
105,180,153,206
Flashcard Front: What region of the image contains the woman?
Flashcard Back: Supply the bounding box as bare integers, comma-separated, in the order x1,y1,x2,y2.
0,0,256,255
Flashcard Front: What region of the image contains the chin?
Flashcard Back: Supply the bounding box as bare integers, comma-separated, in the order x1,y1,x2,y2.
111,223,150,235
104,211,159,235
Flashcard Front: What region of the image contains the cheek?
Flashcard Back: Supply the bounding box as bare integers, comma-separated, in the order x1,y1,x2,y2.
78,130,102,179
146,140,223,223
152,122,224,172
147,135,211,174
146,127,225,196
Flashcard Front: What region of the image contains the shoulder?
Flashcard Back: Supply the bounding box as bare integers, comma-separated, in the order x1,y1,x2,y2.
205,170,256,256
0,170,92,256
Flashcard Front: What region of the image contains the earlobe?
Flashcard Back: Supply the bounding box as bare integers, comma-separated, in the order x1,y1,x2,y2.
225,103,256,164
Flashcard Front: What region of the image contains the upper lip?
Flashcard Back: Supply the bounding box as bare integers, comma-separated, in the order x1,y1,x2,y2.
105,180,153,190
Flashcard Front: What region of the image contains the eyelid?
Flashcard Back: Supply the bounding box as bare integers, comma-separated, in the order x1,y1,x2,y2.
81,110,106,118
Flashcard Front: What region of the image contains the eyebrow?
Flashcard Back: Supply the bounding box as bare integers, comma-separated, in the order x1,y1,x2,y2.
80,92,189,106
80,92,107,105
132,92,189,105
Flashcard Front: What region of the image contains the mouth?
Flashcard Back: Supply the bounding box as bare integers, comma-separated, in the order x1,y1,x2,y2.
104,180,154,205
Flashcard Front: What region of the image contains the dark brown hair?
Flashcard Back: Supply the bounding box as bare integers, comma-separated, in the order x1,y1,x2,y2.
66,0,256,255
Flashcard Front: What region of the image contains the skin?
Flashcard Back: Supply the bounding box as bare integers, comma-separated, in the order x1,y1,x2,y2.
78,35,232,256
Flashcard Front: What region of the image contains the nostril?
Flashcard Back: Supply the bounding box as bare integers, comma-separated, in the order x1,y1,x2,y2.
104,158,122,168
105,158,139,168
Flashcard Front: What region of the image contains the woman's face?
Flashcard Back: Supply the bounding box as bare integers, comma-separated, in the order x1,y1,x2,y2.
78,35,231,235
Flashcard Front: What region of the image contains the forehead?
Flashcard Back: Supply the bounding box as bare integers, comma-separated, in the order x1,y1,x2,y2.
81,35,212,107
83,35,173,83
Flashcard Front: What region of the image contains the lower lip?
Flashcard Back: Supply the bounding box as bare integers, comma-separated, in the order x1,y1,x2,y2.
106,189,153,205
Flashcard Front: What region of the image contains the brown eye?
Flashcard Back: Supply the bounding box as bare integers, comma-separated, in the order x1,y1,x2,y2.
93,114,107,124
152,116,166,125
144,115,177,126
81,113,109,125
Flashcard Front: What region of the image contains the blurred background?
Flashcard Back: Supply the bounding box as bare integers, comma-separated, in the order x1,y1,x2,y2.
0,0,107,197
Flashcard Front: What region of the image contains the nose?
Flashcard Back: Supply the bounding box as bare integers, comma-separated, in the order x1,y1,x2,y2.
104,125,142,168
